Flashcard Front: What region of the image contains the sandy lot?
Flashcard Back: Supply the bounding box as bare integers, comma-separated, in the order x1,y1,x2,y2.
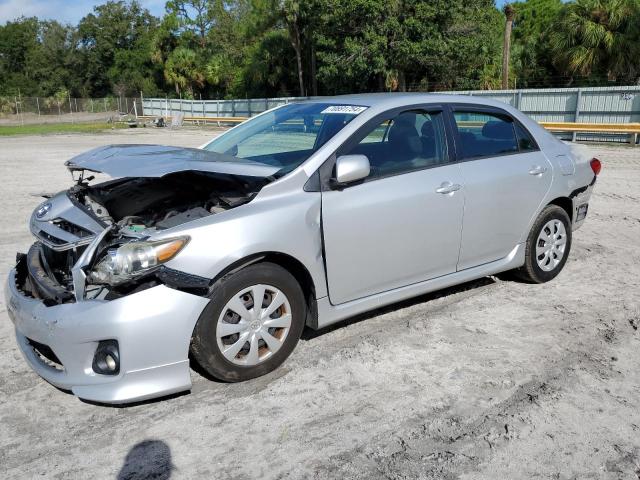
0,129,639,479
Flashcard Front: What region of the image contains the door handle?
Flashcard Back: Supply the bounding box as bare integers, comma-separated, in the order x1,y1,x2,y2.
435,182,462,194
529,165,548,175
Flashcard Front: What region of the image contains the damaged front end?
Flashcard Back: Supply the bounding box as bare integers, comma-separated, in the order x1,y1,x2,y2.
21,144,277,304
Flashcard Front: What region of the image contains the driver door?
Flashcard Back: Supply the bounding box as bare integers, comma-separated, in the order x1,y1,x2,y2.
321,109,465,305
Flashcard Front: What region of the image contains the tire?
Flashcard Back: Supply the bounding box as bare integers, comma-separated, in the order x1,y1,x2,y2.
515,205,572,283
190,262,306,382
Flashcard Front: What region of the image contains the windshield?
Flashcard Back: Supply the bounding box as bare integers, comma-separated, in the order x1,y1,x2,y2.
203,103,367,176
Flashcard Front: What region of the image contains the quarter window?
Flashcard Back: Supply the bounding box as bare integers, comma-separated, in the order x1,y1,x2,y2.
514,122,538,151
453,111,518,159
342,111,449,180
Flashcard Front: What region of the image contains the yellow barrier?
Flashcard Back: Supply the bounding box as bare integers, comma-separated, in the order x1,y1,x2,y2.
539,122,639,145
539,121,640,134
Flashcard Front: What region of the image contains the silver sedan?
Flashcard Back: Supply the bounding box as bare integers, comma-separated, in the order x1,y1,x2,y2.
5,94,600,403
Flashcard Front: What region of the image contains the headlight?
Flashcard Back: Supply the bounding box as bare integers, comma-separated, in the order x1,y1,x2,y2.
89,236,189,285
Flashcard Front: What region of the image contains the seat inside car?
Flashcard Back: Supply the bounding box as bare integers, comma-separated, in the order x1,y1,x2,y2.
387,113,421,163
481,120,518,154
420,120,436,160
456,120,518,158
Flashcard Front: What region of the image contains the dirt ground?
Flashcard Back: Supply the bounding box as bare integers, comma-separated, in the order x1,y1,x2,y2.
0,128,639,480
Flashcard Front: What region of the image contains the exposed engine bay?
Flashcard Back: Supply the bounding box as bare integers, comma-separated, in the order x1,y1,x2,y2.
22,169,269,304
76,171,261,231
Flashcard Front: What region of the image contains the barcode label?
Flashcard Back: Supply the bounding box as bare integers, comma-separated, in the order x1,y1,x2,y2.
321,105,368,115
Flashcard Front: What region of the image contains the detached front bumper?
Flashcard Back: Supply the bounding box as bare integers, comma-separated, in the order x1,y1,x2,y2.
4,257,209,404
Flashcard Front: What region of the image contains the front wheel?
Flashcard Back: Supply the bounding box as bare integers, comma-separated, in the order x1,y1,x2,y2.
190,262,306,382
515,205,572,283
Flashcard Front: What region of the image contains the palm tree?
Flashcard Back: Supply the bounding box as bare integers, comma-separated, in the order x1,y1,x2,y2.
550,0,640,83
502,4,516,89
164,47,205,96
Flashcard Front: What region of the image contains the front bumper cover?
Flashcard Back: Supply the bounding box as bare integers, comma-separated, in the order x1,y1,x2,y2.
5,257,209,404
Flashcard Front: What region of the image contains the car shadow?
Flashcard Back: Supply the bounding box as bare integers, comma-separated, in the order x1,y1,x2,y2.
301,276,497,341
117,439,174,480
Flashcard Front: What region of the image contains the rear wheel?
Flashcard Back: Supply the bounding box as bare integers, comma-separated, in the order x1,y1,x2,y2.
515,205,572,283
190,262,306,382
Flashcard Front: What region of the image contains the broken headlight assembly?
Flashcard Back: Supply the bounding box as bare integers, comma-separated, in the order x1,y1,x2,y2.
89,236,189,286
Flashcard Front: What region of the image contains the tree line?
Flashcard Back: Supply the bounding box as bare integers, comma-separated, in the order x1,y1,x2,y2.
0,0,639,100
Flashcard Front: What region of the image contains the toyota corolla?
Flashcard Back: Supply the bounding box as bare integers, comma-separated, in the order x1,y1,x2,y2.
4,94,600,404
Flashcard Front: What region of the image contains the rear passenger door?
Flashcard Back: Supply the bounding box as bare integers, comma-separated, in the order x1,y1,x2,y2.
450,107,552,270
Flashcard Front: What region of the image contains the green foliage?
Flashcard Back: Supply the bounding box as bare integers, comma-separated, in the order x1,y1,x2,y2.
549,0,640,83
77,1,161,96
239,29,298,97
510,0,563,87
312,0,504,93
0,0,639,99
0,122,127,136
164,46,206,95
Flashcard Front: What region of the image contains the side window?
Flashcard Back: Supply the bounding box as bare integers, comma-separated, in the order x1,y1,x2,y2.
359,120,391,144
453,111,518,159
514,122,538,151
343,110,449,180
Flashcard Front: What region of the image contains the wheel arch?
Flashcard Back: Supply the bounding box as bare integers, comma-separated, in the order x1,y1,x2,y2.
547,196,573,224
211,252,319,329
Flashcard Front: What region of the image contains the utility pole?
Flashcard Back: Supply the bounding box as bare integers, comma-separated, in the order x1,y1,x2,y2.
310,46,318,97
69,93,74,123
502,4,516,90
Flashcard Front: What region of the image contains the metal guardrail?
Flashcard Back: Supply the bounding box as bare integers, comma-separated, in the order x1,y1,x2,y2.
136,115,247,125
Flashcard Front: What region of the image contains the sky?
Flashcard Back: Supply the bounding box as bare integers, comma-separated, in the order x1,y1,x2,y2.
0,0,511,25
0,0,167,25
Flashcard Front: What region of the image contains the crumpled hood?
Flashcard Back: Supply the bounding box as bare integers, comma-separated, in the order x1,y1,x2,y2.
65,144,280,178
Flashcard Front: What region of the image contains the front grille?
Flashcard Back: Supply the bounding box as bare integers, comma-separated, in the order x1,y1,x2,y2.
29,191,104,251
27,338,64,371
36,230,66,246
51,218,94,238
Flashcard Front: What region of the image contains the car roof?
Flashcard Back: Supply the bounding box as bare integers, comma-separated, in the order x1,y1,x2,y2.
305,92,513,110
300,92,560,150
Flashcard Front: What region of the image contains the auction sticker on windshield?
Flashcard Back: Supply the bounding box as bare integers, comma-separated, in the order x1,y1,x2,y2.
321,105,368,114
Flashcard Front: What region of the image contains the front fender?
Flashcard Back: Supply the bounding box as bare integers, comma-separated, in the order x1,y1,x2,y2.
158,190,327,299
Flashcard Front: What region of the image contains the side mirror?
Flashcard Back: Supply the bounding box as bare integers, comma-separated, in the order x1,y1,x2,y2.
333,155,370,187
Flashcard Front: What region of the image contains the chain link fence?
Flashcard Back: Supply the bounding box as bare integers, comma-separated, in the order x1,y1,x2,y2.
0,96,143,125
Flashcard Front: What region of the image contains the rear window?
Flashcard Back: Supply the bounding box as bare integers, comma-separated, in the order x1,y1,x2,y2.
453,112,518,159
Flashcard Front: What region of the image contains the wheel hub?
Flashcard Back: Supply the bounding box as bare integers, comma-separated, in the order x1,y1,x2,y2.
216,284,292,366
535,219,567,272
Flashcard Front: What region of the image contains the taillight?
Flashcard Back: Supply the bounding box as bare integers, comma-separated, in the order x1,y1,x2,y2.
590,158,602,176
